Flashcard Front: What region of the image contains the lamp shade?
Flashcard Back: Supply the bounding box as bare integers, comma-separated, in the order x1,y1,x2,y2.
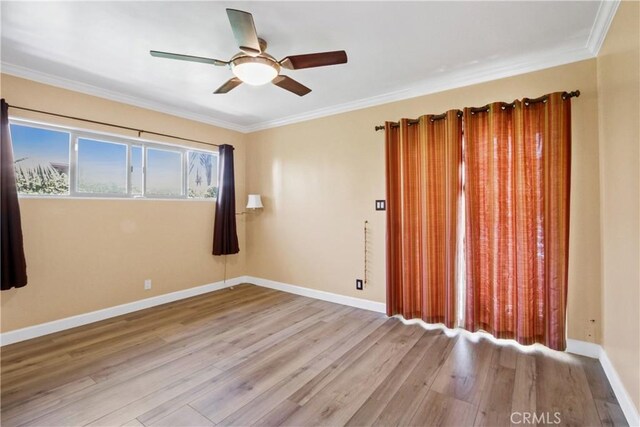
232,57,279,86
246,194,263,209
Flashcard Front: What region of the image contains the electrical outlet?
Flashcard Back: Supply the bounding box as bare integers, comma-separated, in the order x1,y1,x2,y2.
356,279,363,290
144,279,152,290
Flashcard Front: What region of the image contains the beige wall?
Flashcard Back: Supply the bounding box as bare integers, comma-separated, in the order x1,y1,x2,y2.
0,74,248,332
246,59,603,344
597,0,640,410
1,61,607,347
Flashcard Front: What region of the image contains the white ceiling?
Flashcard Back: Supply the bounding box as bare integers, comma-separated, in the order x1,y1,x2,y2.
1,1,617,132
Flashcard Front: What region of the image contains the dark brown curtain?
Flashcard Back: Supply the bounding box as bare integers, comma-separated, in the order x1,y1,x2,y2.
386,111,463,328
213,144,239,255
1,99,28,290
464,92,571,350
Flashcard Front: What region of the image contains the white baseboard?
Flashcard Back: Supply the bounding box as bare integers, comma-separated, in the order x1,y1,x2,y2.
1,275,636,426
566,338,603,359
599,349,640,427
0,276,244,346
565,338,639,426
242,276,386,314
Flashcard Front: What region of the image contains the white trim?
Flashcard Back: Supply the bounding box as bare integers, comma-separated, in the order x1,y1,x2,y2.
1,63,247,133
1,44,596,134
243,276,386,314
563,339,639,426
0,276,244,346
244,46,595,132
600,349,640,427
566,338,603,359
586,0,621,56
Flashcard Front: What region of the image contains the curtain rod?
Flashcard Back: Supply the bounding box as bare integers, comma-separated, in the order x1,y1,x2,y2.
7,104,222,148
374,90,580,131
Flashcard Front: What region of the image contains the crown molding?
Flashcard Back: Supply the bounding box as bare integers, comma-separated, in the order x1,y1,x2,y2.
244,45,595,132
586,0,621,55
1,62,249,133
3,42,598,135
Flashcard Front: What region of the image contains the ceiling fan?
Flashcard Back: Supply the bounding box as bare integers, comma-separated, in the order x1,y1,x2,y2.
150,9,348,96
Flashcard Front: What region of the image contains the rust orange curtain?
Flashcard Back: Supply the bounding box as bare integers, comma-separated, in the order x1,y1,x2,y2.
464,92,571,350
385,111,462,328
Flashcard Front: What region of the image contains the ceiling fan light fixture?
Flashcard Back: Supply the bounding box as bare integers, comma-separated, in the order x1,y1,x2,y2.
231,56,279,86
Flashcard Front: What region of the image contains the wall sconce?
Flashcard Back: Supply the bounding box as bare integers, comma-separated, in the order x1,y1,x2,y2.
246,194,263,210
237,194,263,215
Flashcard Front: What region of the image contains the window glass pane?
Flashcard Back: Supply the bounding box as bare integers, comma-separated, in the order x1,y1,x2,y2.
131,146,143,195
146,148,182,196
77,138,127,194
10,123,70,195
188,150,218,198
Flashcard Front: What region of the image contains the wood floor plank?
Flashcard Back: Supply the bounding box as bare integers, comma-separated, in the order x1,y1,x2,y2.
430,336,496,406
349,333,456,426
252,398,301,427
219,316,390,426
85,363,224,426
190,315,369,423
24,343,226,426
0,376,97,426
288,317,399,406
409,390,478,427
581,356,621,405
211,300,350,372
510,352,537,420
1,335,169,408
535,351,602,427
594,399,629,427
136,318,346,426
279,323,426,426
147,405,214,427
90,298,314,385
0,284,625,427
121,418,146,427
473,347,517,426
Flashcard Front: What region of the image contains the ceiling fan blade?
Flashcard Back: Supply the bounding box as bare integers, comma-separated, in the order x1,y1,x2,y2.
279,50,348,70
150,50,228,66
272,75,311,97
214,78,243,94
226,9,262,56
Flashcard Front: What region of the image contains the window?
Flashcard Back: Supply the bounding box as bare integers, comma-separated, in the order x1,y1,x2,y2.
9,119,218,199
131,145,143,196
146,148,183,197
188,150,218,198
11,123,71,195
77,138,127,194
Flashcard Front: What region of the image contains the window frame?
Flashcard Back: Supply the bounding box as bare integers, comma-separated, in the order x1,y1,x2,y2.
10,117,218,201
144,145,185,199
74,134,130,198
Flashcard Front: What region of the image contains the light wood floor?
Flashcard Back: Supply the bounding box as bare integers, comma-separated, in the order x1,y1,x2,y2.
1,284,627,427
